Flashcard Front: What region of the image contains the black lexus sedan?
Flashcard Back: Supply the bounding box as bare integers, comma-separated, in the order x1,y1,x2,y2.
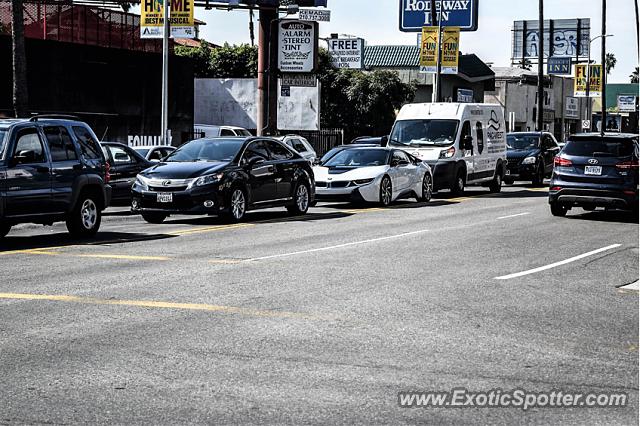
505,132,560,186
131,137,315,223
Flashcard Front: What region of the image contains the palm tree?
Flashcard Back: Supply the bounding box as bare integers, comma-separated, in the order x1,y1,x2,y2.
11,0,28,117
605,52,617,75
631,67,639,83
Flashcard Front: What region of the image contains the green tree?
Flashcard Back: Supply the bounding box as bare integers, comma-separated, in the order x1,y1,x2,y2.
631,67,639,83
605,52,617,75
209,43,258,78
175,42,213,78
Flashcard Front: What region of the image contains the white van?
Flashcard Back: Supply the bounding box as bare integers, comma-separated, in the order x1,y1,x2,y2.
388,103,507,194
194,124,252,138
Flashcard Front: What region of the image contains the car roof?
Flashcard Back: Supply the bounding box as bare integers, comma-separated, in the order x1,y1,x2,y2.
569,132,638,139
132,145,175,149
508,132,543,136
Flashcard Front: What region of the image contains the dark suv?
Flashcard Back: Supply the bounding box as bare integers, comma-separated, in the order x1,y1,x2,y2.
549,133,639,216
0,117,111,238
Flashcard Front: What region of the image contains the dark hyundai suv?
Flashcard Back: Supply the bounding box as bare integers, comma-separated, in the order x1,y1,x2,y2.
549,133,639,216
0,117,111,238
132,137,315,223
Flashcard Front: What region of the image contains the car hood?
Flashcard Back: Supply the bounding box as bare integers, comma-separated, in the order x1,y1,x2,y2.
313,165,389,181
507,148,540,159
140,161,230,179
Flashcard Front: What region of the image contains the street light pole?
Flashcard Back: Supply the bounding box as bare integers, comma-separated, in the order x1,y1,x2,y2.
537,0,544,132
161,0,171,144
600,0,607,136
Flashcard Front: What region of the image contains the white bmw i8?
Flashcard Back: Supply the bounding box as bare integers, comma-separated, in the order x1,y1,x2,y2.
313,147,433,206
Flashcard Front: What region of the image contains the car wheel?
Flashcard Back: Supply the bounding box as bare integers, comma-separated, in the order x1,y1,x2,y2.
379,175,393,206
418,173,433,202
287,181,310,215
489,169,503,193
450,169,465,196
225,187,247,222
141,212,168,224
66,193,102,237
550,202,568,217
532,162,545,186
0,223,11,238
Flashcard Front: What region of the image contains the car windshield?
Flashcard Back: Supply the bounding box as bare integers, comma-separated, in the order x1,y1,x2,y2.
389,119,459,147
165,139,245,162
324,149,389,168
507,134,540,150
563,137,638,158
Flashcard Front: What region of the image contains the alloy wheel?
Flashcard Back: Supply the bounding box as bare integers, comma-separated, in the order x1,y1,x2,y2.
231,189,246,220
296,184,309,212
381,177,392,205
81,199,98,230
422,174,433,201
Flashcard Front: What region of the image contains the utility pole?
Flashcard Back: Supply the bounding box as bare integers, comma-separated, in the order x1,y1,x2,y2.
160,0,171,144
430,0,441,103
537,0,544,132
601,0,607,136
11,0,28,117
635,0,639,61
257,7,277,136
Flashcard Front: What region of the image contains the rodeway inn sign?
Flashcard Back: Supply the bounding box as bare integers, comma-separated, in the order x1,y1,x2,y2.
399,0,479,32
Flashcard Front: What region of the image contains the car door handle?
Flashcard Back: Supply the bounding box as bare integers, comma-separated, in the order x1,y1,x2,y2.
36,166,50,174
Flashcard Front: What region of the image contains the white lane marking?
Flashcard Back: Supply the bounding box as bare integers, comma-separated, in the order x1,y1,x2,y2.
494,244,622,280
244,229,430,262
497,212,531,220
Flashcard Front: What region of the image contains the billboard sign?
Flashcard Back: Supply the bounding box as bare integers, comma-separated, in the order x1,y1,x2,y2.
141,0,196,39
511,19,590,64
419,26,438,73
399,0,479,32
441,27,460,74
547,57,572,75
617,95,637,112
574,64,602,97
327,38,364,69
278,20,318,73
565,97,579,119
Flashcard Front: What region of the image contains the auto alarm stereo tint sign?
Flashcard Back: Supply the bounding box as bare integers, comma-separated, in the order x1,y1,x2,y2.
278,20,318,73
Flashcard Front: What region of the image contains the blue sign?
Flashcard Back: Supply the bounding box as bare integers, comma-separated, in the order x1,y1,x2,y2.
457,88,474,103
399,0,479,32
547,57,572,75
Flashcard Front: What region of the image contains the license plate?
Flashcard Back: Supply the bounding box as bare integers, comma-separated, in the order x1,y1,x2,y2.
157,192,173,203
584,166,602,175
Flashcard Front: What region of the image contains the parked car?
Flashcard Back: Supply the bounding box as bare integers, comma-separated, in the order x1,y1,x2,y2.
100,142,154,204
132,145,176,162
194,124,252,138
132,137,315,223
0,116,111,238
318,143,379,165
313,147,433,206
389,103,507,194
276,135,317,164
549,133,639,216
505,132,561,186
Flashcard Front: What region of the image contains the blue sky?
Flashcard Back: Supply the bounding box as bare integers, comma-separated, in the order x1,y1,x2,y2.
195,0,639,83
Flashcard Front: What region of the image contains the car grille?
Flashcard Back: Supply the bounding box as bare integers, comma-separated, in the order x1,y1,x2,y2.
329,181,350,188
316,181,327,188
149,185,188,192
507,158,521,167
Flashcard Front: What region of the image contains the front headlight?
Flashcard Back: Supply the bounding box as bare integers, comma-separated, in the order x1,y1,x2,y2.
439,147,456,159
134,175,149,191
193,172,224,187
352,178,374,186
522,156,537,165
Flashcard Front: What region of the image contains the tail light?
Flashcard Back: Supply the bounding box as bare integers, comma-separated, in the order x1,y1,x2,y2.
105,161,111,184
615,160,639,170
554,157,572,167
550,186,562,191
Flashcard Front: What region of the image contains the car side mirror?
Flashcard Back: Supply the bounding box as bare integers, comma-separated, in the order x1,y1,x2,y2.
12,150,37,165
462,135,473,151
381,135,389,147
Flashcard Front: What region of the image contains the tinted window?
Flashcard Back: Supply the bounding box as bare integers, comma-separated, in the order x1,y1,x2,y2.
0,128,7,157
460,121,471,149
165,139,244,162
392,150,410,165
266,140,293,160
73,126,102,160
564,137,638,157
238,129,252,137
107,145,134,164
243,141,270,163
390,119,459,147
148,149,164,161
475,122,484,154
14,129,46,163
220,129,235,137
325,149,389,167
44,126,78,162
542,135,557,150
290,139,307,153
507,134,540,150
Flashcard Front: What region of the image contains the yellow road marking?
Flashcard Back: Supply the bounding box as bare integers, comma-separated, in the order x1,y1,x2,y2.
341,207,386,214
208,259,244,264
0,245,73,256
0,292,327,320
168,223,254,236
446,197,472,202
75,254,170,261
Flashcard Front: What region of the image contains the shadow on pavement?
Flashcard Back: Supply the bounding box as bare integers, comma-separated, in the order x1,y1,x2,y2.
565,209,639,224
0,231,175,252
163,209,357,226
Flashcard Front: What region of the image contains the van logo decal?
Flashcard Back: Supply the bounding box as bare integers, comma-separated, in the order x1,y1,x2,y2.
488,110,501,131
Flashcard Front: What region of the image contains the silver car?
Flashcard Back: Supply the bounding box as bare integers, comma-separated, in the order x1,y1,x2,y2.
276,135,317,164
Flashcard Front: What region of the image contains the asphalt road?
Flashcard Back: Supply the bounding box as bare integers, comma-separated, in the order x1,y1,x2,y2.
0,184,638,424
